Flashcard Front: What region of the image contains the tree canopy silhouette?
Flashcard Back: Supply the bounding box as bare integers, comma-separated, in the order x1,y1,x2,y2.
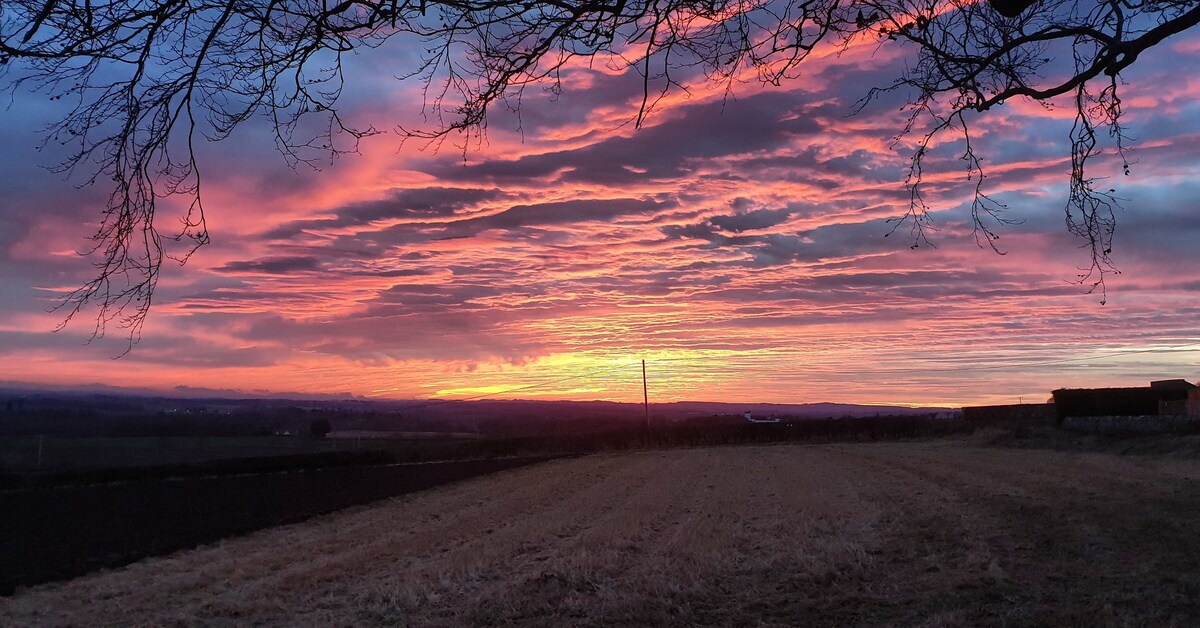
3,0,1197,340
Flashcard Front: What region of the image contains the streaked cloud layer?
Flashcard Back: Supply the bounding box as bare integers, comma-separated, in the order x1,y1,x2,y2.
2,31,1199,407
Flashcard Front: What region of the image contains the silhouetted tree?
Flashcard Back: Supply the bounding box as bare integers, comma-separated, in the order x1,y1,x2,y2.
309,418,333,439
3,0,1196,338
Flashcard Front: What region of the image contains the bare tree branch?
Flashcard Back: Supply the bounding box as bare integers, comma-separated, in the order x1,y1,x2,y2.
2,0,1197,344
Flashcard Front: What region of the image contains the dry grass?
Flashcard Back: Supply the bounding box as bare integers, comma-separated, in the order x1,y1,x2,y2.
3,441,1200,626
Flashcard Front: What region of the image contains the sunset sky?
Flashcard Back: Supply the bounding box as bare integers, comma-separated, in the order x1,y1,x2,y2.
2,22,1199,408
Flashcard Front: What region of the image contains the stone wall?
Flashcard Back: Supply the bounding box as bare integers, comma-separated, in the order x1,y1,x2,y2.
1061,415,1200,435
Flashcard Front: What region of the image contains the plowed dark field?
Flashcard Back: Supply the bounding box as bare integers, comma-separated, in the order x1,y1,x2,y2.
0,456,554,594
3,441,1199,626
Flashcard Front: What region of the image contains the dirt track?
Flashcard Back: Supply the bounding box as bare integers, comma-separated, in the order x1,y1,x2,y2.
3,441,1199,626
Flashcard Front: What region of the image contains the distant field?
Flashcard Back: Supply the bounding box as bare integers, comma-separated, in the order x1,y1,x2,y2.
0,436,343,471
3,440,1200,625
0,435,479,472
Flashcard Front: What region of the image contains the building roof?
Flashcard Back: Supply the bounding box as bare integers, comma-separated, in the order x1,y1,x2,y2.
1150,379,1198,390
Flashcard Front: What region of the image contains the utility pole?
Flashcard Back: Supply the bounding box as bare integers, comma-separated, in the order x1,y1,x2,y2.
642,359,649,431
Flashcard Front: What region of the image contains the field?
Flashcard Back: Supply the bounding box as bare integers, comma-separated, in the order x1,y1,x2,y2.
3,439,1200,626
0,456,556,593
0,435,479,473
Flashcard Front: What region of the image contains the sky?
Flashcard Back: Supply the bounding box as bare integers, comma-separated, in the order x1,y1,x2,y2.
2,18,1199,408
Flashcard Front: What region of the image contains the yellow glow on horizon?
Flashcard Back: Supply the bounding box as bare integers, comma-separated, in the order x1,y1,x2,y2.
432,385,516,397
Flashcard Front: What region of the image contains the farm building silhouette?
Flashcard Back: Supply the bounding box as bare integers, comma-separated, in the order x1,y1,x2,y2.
1052,379,1199,424
963,379,1200,425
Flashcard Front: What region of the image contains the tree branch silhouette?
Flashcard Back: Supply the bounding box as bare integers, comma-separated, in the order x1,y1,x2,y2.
2,0,1195,341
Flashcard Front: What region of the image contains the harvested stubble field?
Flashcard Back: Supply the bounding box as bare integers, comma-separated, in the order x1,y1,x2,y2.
3,440,1200,626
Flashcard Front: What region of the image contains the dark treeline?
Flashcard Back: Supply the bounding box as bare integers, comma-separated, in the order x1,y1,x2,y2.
288,412,980,465
0,396,635,438
0,391,945,439
483,412,977,459
0,386,970,445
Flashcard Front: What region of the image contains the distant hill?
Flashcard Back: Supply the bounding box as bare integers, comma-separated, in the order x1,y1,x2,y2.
0,383,952,438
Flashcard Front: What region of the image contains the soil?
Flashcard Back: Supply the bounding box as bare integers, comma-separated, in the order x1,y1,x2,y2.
0,456,556,594
2,441,1198,626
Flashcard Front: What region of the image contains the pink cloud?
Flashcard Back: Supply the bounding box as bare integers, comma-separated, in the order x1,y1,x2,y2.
2,25,1200,406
